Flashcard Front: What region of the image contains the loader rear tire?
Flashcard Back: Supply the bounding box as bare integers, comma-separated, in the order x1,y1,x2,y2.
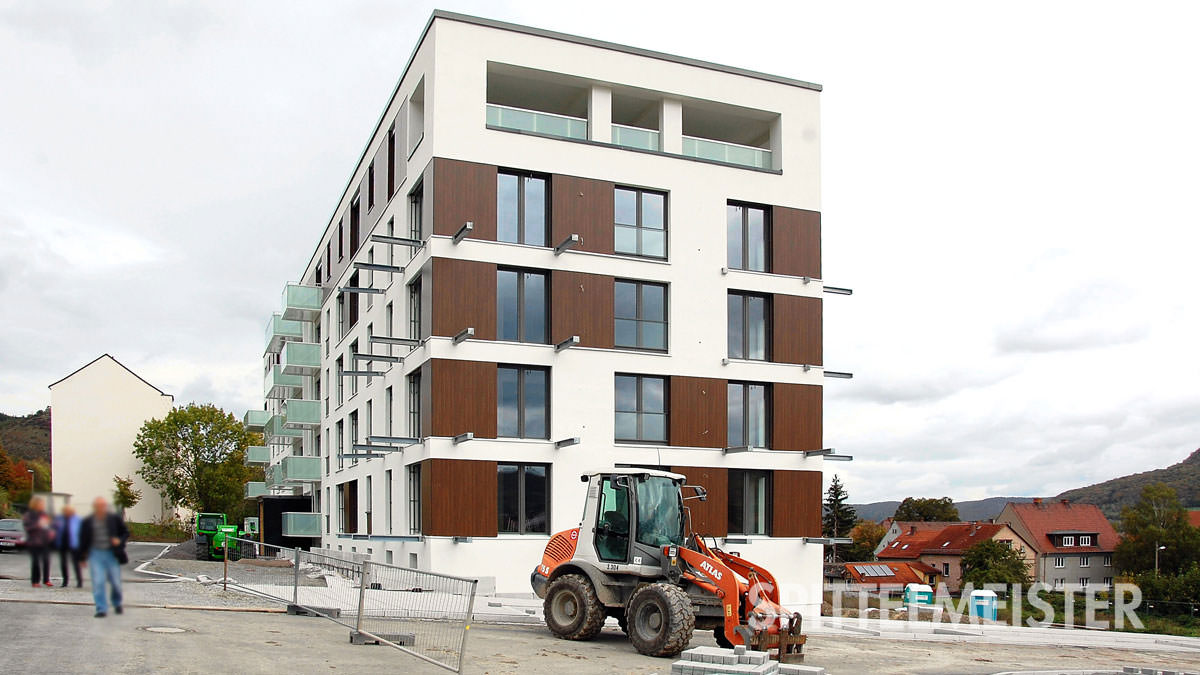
544,574,605,641
627,582,694,657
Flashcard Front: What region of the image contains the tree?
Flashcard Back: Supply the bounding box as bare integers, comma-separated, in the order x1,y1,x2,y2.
113,475,142,515
893,497,960,522
845,519,888,561
823,475,857,562
133,404,260,515
1113,482,1200,575
961,539,1032,587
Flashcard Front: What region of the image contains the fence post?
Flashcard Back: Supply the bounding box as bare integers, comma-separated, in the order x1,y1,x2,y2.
355,560,370,635
223,537,228,592
293,546,301,607
458,578,478,673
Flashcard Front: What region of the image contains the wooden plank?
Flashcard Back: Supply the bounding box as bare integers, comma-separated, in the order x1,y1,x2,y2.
772,470,823,537
671,466,729,537
550,270,614,349
551,174,615,255
424,458,498,537
432,158,497,241
772,295,823,366
429,359,497,439
772,207,821,279
668,377,727,448
771,383,822,451
432,257,497,341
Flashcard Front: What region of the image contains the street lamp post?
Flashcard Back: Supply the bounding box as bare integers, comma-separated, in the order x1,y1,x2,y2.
1156,544,1167,574
27,468,34,497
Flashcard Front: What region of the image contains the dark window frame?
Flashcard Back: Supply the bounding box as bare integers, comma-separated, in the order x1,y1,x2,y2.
338,220,345,260
727,381,771,448
496,170,549,247
368,164,375,210
497,268,549,344
407,371,422,439
497,462,551,534
497,365,550,439
614,374,668,444
387,125,396,198
408,464,421,534
728,291,771,361
614,186,668,259
727,201,771,272
614,279,668,351
407,278,422,340
349,193,361,255
408,181,424,241
728,468,772,536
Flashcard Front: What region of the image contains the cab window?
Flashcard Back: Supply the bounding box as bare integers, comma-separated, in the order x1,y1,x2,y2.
595,477,630,562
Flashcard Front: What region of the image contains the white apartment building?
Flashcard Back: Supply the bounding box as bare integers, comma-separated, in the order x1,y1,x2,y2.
245,11,845,615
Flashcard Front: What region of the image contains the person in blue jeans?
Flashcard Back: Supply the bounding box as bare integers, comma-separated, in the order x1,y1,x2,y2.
78,497,129,618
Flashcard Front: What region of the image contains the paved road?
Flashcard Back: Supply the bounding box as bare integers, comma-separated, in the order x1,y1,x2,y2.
0,542,169,584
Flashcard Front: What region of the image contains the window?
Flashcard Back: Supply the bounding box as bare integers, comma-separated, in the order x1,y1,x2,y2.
325,310,331,356
728,469,771,535
614,280,667,351
338,219,345,260
366,250,374,309
336,484,344,534
336,357,344,406
385,387,394,436
1054,556,1065,568
347,273,360,329
497,269,547,343
1062,536,1075,547
408,182,423,241
315,264,323,287
727,203,769,272
1103,577,1113,586
386,217,395,266
1053,578,1064,590
349,340,360,397
498,463,550,534
407,372,422,438
337,293,346,338
350,194,361,253
408,279,422,340
728,382,769,448
385,469,393,534
340,480,358,534
368,164,375,210
1079,577,1089,589
349,410,359,466
595,475,630,562
614,375,666,443
1080,556,1090,568
728,292,769,360
408,464,421,534
364,475,373,535
614,187,666,258
408,79,424,153
325,486,330,533
1103,554,1112,567
385,301,394,343
1080,535,1092,546
324,428,330,475
387,125,396,198
498,366,549,438
326,242,332,272
942,562,950,576
497,171,547,246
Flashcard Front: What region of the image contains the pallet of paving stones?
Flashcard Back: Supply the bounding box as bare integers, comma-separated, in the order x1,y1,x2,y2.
671,645,826,675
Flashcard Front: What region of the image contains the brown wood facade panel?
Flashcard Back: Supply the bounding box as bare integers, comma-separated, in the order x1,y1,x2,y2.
421,458,499,537
772,470,823,537
551,174,615,255
669,377,728,448
431,257,497,340
670,466,729,537
772,207,821,279
771,295,823,366
550,270,614,348
432,158,497,241
429,359,498,439
771,383,822,452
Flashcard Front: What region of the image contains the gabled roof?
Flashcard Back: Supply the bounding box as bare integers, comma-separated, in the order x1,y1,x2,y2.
1004,501,1118,554
878,529,943,559
844,561,940,587
48,354,172,399
879,522,1021,558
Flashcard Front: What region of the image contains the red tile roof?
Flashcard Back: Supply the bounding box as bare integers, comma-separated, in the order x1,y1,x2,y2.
844,561,939,588
1005,501,1118,554
1188,510,1200,529
877,529,943,559
879,522,1010,558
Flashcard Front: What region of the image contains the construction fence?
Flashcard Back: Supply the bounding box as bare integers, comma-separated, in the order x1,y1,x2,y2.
222,537,478,673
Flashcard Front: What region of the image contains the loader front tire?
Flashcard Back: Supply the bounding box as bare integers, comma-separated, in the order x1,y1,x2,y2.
627,582,695,657
544,574,605,641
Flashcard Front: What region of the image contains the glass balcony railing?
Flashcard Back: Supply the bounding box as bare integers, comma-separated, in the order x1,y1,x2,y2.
264,365,303,400
244,445,270,466
280,456,321,483
280,342,320,376
612,124,660,151
243,410,270,432
266,313,304,353
682,135,772,169
282,399,321,429
265,464,281,488
486,104,587,141
264,414,302,445
244,482,267,499
282,284,322,322
281,512,321,537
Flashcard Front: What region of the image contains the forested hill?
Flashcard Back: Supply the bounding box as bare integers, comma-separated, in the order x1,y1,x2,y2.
1056,448,1200,519
0,408,51,464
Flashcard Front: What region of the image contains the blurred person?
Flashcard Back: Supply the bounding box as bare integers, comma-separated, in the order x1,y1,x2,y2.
54,504,83,588
79,497,129,618
22,496,54,588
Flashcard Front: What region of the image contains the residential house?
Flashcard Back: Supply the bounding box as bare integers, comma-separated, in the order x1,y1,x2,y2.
878,521,1034,592
996,499,1119,592
873,519,960,557
841,561,941,592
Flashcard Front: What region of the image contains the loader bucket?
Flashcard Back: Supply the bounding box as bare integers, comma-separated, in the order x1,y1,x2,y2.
734,612,806,663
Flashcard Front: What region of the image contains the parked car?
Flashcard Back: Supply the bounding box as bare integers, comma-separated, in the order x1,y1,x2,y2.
0,519,25,551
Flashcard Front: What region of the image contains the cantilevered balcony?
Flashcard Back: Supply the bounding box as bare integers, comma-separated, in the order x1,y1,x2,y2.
265,464,283,489
244,445,270,466
243,410,270,432
281,284,322,322
282,399,320,429
280,342,320,376
244,482,267,499
265,314,304,354
264,414,302,446
281,512,321,537
264,365,303,400
681,135,772,169
486,104,587,141
280,456,321,483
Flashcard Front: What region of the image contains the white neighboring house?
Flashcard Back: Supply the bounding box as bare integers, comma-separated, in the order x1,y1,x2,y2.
49,354,175,522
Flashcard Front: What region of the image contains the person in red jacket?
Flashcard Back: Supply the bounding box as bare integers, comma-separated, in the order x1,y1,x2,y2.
22,496,54,588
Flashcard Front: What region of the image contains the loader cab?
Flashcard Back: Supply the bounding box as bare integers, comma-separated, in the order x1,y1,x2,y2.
592,472,684,569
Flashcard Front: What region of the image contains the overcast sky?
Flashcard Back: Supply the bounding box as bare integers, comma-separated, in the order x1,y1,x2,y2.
2,1,1197,503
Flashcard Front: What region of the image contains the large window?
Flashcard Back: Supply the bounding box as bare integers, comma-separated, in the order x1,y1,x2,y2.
340,479,358,534
347,273,360,329
349,410,359,466
497,269,547,343
407,464,422,535
407,372,422,438
727,202,768,272
728,469,771,535
349,194,361,254
364,475,373,535
497,366,549,438
335,357,344,406
728,292,769,360
336,419,344,470
614,374,666,443
498,463,550,534
408,278,422,340
497,171,547,246
728,382,769,448
614,187,666,258
385,469,393,534
615,280,667,351
408,182,423,241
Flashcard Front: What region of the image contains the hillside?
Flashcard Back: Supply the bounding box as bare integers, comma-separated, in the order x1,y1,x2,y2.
1055,448,1200,520
852,497,1036,523
0,408,51,464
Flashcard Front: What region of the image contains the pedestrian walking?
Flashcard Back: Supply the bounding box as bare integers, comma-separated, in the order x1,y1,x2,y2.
79,496,129,618
22,496,54,588
54,504,83,588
